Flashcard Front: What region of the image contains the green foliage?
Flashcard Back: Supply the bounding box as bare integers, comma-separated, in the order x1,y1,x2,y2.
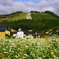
42,26,59,36
0,11,23,19
0,11,59,36
6,13,27,21
0,38,59,59
45,11,59,19
31,11,40,13
31,12,58,20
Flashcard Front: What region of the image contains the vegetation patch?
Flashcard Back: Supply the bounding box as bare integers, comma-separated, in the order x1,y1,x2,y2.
0,38,59,59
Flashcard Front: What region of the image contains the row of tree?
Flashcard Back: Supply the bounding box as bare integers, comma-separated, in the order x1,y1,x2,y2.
0,19,59,33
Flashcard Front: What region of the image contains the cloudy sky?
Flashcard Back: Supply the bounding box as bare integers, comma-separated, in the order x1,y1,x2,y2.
0,0,59,15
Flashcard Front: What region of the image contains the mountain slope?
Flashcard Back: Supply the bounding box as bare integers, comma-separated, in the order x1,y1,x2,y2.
0,11,59,34
0,11,59,22
31,12,59,20
0,12,28,22
44,11,59,19
6,13,27,21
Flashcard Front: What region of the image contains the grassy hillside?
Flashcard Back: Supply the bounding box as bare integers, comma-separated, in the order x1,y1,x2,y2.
0,12,27,21
31,12,59,20
0,11,59,36
6,13,27,21
0,11,59,21
44,11,59,19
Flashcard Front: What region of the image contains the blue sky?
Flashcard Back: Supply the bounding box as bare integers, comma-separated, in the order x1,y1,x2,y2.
15,0,49,3
0,0,59,15
15,0,39,3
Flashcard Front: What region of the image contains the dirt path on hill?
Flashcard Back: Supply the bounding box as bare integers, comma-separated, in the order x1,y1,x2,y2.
0,18,8,22
26,13,32,19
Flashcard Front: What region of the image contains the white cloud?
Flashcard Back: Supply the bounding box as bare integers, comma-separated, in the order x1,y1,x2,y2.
1,0,14,6
0,5,12,14
35,1,49,8
41,7,56,12
26,1,49,7
26,1,36,7
49,0,59,15
0,0,59,15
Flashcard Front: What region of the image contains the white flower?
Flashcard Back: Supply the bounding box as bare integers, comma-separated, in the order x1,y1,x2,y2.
9,49,11,52
56,30,59,32
3,49,6,50
49,33,51,34
38,57,42,59
25,46,28,48
10,46,13,47
46,31,49,34
50,30,52,31
4,52,8,53
24,54,28,56
12,43,16,47
51,51,54,55
15,55,18,58
11,51,14,52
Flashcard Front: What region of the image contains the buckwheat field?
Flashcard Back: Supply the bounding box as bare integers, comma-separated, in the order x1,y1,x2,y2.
0,37,59,59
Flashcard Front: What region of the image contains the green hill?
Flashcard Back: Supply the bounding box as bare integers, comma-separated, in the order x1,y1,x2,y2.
0,11,59,21
6,13,27,21
31,12,59,20
44,11,59,19
0,11,59,36
0,12,27,21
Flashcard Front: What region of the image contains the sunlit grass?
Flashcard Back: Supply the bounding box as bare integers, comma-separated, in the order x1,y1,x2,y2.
31,13,58,20
7,13,27,21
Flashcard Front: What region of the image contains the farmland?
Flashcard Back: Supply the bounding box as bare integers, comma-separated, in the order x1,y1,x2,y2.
6,13,27,21
31,12,58,20
0,37,59,59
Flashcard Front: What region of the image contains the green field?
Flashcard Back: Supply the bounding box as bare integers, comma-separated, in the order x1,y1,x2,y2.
0,37,59,59
31,13,58,20
6,13,27,21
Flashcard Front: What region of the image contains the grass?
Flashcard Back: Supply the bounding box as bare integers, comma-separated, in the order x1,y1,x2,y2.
6,13,27,21
31,13,58,20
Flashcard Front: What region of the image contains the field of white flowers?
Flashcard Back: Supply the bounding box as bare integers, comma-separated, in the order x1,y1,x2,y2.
0,37,59,59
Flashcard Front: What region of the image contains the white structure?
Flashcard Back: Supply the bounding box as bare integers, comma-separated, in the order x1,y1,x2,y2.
16,28,24,39
25,34,33,39
13,34,16,37
26,13,32,19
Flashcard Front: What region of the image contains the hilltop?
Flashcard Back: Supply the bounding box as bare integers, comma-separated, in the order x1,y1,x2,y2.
0,11,27,22
0,11,59,21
